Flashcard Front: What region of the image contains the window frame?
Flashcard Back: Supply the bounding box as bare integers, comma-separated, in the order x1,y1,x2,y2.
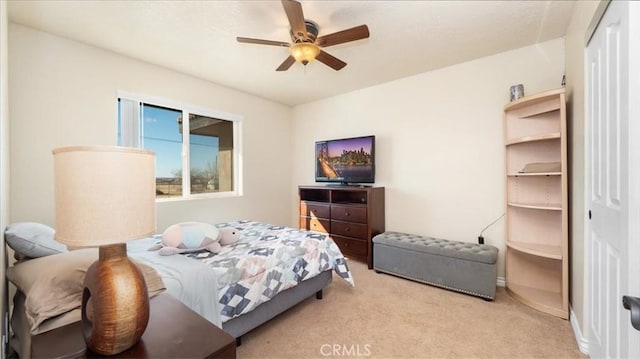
117,91,243,201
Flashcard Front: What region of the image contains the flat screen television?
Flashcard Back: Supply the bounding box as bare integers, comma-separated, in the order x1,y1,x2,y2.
315,135,375,185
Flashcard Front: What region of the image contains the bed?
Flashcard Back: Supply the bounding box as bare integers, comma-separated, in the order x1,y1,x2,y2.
5,220,354,358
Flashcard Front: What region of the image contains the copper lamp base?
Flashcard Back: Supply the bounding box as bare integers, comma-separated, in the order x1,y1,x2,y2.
82,243,149,355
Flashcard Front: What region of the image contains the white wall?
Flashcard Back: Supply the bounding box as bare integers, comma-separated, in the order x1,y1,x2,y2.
7,21,568,289
8,24,294,231
1,0,10,353
291,38,565,279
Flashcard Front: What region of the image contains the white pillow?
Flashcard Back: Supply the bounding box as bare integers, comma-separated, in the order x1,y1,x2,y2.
5,222,67,258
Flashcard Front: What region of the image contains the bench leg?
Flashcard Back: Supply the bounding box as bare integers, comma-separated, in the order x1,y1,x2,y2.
315,290,323,300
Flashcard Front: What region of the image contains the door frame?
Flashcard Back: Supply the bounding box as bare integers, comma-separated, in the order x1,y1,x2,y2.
627,4,640,358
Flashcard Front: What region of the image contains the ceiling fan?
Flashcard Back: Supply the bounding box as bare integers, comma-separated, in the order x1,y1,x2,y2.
237,0,370,71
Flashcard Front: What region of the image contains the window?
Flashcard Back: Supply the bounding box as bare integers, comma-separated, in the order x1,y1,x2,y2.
117,93,242,199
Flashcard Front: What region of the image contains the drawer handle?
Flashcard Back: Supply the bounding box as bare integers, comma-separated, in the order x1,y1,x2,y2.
345,212,350,216
345,228,350,232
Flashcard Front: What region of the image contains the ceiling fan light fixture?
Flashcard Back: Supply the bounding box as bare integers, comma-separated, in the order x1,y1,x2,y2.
237,0,368,71
290,42,320,65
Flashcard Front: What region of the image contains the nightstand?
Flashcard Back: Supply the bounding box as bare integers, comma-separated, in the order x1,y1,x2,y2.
31,293,236,358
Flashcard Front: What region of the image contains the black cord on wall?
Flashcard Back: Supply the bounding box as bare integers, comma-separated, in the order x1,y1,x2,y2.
478,213,505,244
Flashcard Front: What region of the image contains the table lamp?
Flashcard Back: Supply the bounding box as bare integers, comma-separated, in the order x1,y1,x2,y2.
53,146,156,355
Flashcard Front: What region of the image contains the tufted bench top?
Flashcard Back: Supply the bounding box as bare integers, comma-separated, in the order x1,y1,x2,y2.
373,231,498,265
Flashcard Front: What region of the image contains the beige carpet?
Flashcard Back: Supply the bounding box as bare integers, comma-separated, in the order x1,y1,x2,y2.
236,259,586,358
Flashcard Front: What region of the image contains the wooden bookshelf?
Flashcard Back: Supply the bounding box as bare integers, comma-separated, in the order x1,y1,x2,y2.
503,88,568,319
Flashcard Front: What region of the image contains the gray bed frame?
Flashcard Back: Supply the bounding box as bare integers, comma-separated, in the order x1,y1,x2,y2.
223,269,333,345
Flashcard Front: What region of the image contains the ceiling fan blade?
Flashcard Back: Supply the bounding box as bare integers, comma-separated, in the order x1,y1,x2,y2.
316,25,370,47
316,50,347,71
282,0,307,41
237,37,290,47
276,56,296,71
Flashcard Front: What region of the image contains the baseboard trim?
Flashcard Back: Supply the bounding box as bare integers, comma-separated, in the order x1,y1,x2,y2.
496,276,505,287
570,305,589,355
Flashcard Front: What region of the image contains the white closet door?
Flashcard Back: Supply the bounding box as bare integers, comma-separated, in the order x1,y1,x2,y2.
587,1,640,358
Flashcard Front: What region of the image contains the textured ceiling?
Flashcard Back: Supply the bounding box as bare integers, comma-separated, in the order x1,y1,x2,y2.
7,1,575,106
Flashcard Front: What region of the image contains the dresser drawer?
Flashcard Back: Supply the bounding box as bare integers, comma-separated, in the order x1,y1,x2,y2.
330,220,368,240
300,201,330,219
330,204,367,223
300,217,330,233
331,235,367,257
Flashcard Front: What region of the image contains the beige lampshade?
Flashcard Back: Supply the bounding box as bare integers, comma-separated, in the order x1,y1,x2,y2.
53,146,156,247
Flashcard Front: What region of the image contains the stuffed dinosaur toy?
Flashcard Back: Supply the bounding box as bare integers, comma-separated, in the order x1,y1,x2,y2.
149,222,240,256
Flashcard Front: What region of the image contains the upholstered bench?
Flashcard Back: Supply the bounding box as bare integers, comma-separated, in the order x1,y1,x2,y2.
372,231,499,300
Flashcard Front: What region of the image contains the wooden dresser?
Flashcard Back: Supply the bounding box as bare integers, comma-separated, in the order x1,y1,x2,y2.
299,185,385,268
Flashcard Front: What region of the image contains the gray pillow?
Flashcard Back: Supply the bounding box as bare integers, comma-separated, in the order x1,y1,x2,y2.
5,222,68,258
6,248,165,334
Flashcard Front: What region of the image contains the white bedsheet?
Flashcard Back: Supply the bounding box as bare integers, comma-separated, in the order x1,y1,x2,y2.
127,236,222,327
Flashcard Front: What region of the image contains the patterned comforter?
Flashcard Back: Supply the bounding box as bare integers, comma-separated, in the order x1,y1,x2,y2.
182,220,354,323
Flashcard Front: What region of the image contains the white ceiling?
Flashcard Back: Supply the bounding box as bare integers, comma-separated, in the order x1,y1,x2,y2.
7,1,575,107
